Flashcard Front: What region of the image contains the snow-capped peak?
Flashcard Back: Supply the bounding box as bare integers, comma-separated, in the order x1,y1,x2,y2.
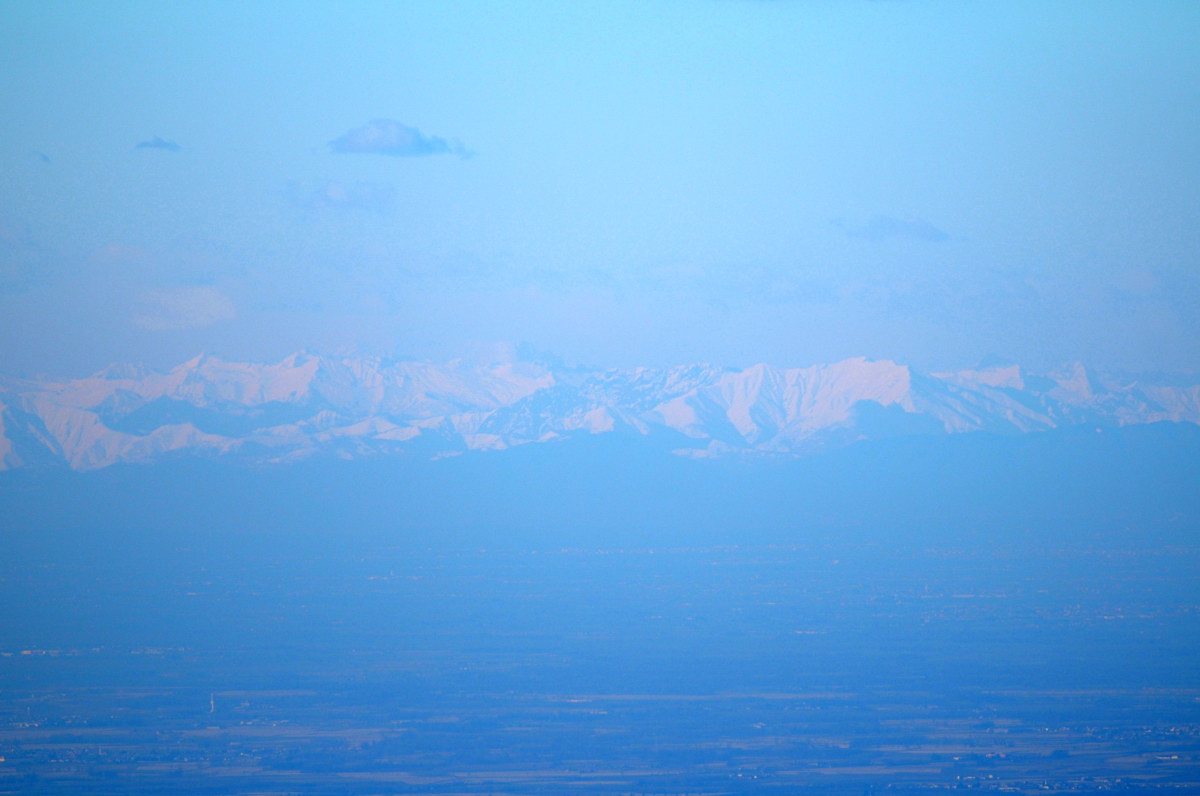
1,353,1197,470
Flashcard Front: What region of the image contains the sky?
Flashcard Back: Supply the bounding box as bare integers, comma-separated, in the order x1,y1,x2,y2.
1,0,1198,377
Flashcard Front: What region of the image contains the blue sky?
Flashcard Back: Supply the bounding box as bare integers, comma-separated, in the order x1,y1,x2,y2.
1,1,1198,376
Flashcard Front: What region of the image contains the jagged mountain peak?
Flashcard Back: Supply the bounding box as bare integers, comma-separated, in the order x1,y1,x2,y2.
93,361,155,381
939,363,1025,391
1,353,1197,470
1047,360,1106,399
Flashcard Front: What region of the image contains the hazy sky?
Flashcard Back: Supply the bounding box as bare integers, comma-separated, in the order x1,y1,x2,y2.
2,1,1198,376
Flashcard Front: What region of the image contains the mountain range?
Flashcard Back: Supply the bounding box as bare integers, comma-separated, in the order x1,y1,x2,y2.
2,352,1198,471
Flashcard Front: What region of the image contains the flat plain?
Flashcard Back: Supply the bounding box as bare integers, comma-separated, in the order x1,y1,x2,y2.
3,530,1198,794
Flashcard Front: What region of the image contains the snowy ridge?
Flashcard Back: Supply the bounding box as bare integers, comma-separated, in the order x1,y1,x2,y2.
1,353,1198,470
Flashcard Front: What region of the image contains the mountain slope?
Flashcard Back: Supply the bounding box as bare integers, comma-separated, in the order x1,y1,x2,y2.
1,353,1197,470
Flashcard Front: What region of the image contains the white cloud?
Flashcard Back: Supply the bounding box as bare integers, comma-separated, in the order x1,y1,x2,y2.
329,119,470,158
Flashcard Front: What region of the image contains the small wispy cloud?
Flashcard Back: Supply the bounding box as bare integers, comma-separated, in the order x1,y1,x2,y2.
838,216,949,243
93,243,154,268
132,286,235,331
329,119,470,158
135,136,181,152
287,180,397,215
